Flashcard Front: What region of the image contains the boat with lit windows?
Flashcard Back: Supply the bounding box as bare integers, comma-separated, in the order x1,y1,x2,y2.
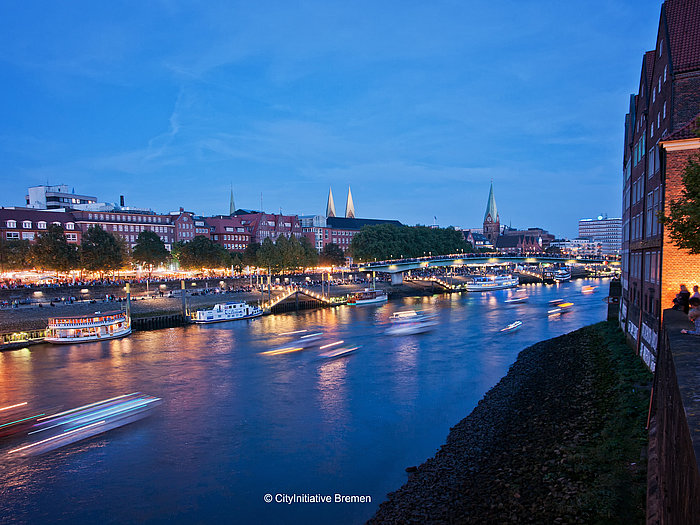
464,275,519,292
347,289,388,305
191,301,263,324
500,320,523,333
45,310,131,344
552,267,571,283
386,310,438,335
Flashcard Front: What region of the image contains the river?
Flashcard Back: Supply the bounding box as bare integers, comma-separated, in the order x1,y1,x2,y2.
0,278,610,524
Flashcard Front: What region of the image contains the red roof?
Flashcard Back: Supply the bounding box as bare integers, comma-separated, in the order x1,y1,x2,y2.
665,0,700,74
662,112,700,141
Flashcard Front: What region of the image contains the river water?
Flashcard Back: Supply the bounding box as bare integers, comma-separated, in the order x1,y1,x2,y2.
0,278,610,524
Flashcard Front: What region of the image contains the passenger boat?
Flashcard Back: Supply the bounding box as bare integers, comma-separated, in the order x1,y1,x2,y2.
347,289,388,305
500,320,523,333
191,301,263,323
552,268,571,283
45,311,131,344
465,275,519,292
386,310,438,336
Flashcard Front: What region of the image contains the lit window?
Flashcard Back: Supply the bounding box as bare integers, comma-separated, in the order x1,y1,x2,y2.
6,220,16,228
22,232,35,240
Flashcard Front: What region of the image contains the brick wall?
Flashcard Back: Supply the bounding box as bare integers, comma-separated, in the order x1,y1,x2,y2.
673,73,700,130
661,146,700,311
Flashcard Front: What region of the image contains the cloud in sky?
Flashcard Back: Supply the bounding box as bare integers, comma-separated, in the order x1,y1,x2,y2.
0,0,660,237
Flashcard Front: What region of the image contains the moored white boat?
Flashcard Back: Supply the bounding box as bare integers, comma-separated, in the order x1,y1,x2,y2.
45,311,131,344
465,275,519,292
191,301,263,323
347,289,388,305
552,268,571,282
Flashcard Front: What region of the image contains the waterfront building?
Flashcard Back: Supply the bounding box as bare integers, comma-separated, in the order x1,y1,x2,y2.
620,0,700,370
501,227,554,250
549,238,603,258
206,216,251,252
25,185,97,210
464,230,493,250
71,209,177,251
0,207,81,244
233,211,303,244
578,216,622,256
483,182,500,245
495,234,541,255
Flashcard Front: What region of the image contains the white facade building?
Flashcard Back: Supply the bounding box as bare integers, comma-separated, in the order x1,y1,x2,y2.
578,216,622,256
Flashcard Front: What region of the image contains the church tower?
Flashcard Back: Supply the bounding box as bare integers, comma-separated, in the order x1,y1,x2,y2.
483,181,500,244
345,186,355,218
326,187,336,218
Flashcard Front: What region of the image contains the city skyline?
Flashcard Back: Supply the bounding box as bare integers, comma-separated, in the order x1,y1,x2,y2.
1,1,661,237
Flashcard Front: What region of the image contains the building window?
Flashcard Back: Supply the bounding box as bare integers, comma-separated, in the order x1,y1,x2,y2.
22,220,31,229
37,221,46,229
6,220,16,228
22,232,35,240
664,65,667,82
6,232,19,239
65,233,77,242
65,223,74,230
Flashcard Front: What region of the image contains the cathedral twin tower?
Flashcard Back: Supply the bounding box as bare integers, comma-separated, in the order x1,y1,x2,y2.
326,187,355,219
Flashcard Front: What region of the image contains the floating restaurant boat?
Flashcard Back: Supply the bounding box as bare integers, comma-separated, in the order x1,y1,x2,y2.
347,289,388,306
464,275,519,292
386,310,438,336
191,301,263,324
7,393,161,456
552,268,572,283
45,310,131,344
500,320,523,333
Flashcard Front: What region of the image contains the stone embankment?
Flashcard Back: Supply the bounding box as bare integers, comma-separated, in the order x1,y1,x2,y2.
369,322,652,524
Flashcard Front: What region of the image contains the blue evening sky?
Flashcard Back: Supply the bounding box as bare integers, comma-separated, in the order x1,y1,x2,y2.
0,1,662,238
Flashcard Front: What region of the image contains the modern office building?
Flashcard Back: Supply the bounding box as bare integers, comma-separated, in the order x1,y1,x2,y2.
578,216,622,256
619,0,700,371
25,185,97,210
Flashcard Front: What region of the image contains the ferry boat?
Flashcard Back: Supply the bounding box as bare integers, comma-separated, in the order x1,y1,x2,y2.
45,311,131,344
192,301,263,323
386,310,438,336
464,275,519,292
347,289,388,305
552,267,572,283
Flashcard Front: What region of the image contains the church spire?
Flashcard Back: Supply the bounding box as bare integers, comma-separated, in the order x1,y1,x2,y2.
229,185,235,215
484,181,498,223
326,187,336,218
345,186,355,218
483,181,500,245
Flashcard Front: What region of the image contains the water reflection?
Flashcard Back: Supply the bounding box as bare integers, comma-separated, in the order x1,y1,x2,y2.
0,279,611,524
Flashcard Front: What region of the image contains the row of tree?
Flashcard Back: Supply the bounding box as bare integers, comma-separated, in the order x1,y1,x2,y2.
350,224,472,261
0,223,349,275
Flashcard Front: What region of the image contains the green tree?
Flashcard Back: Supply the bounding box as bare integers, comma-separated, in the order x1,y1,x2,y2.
231,253,244,273
80,225,124,274
299,236,318,268
320,243,346,266
242,242,260,267
30,224,79,275
132,230,169,275
257,237,276,271
660,150,700,253
0,238,31,272
179,235,231,271
350,224,471,261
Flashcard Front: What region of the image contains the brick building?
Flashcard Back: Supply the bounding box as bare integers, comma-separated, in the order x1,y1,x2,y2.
619,0,700,370
0,207,82,244
206,216,251,252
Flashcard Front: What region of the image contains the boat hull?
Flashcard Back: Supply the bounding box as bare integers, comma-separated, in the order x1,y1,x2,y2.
191,311,263,324
44,328,132,344
348,296,388,306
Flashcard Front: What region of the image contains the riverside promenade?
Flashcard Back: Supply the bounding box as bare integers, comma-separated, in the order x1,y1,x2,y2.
370,322,652,524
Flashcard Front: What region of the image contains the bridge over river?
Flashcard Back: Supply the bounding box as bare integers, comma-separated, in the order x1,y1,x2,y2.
356,253,618,285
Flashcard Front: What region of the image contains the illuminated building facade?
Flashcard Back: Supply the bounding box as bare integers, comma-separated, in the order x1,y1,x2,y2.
619,0,700,370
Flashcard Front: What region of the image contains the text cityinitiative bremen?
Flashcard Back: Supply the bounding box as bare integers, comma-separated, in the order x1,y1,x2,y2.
273,493,372,504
